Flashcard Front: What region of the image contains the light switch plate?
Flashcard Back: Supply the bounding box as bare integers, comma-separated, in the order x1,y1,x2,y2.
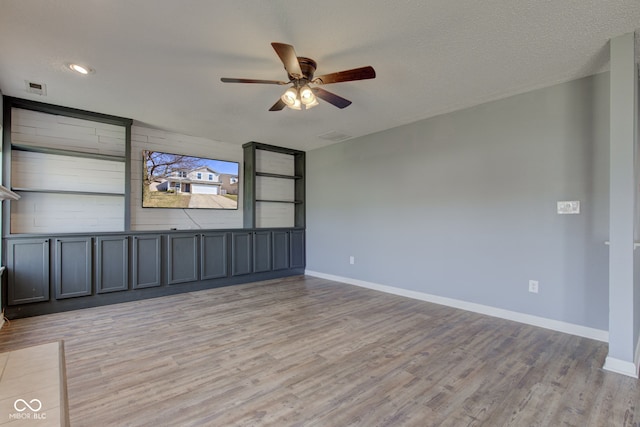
557,201,580,214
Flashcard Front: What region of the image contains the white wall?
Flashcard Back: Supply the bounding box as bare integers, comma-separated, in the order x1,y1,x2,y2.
10,108,126,234
306,73,610,331
254,149,296,228
130,126,243,230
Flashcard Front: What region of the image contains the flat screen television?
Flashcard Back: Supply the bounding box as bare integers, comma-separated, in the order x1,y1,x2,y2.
142,150,239,209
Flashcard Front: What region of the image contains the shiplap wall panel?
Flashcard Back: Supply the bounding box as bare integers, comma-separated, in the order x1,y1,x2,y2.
12,150,124,194
11,108,125,157
254,149,296,227
256,176,295,201
131,126,242,230
9,108,126,234
256,150,295,176
11,193,124,234
255,203,295,228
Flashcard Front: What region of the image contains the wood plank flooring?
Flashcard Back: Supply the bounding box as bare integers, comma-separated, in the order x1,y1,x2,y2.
0,275,639,426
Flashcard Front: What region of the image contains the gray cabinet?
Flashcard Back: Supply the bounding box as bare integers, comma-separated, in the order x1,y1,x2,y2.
167,234,199,285
272,230,290,271
201,232,228,280
96,236,129,294
232,232,252,276
4,227,303,319
6,239,50,305
132,235,162,289
290,229,305,269
54,237,92,299
253,231,272,273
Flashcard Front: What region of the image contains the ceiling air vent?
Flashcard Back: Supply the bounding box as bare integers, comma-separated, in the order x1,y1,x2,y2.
25,80,47,96
318,131,351,142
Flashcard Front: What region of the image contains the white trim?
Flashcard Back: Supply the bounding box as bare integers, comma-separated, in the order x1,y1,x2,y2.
632,336,640,377
305,270,609,342
603,356,639,378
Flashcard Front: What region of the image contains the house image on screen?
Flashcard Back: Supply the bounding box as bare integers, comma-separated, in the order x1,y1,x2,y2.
219,173,239,195
156,167,228,195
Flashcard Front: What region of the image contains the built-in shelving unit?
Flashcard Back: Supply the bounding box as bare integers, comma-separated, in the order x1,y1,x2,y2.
3,97,132,235
243,142,305,229
1,99,307,320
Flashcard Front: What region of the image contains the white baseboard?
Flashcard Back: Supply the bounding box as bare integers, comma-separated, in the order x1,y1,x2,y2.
305,270,609,343
603,356,639,378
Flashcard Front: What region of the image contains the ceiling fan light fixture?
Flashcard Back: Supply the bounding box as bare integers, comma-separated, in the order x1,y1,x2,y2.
221,42,375,111
281,87,298,107
304,97,319,109
299,86,315,103
290,97,302,110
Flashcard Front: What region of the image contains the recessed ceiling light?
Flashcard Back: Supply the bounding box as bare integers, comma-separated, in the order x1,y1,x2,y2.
68,63,94,75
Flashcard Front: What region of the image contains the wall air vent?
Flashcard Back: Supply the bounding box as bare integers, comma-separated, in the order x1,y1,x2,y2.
318,131,352,142
25,80,47,96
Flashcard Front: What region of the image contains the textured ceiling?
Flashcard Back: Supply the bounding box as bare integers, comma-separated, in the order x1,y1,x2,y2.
0,1,638,151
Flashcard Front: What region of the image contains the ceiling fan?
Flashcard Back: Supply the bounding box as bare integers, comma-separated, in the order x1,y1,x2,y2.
220,42,376,111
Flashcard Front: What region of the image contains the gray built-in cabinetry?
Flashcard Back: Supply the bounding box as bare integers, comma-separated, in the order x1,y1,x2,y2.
243,142,305,229
4,229,304,318
95,236,129,294
6,239,50,305
2,98,305,319
4,98,131,235
54,237,92,299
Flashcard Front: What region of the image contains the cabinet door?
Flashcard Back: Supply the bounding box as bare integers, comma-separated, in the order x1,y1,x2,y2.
6,239,50,305
201,232,228,280
253,231,272,273
290,229,305,269
231,232,252,276
272,230,290,271
167,234,199,285
96,236,129,293
54,237,92,299
132,235,162,289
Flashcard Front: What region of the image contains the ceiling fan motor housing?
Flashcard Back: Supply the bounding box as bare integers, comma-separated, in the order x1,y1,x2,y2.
290,57,317,84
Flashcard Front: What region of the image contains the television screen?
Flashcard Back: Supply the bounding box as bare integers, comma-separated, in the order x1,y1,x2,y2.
142,150,239,209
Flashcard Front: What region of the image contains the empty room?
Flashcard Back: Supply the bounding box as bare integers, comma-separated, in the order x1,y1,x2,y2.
1,1,640,426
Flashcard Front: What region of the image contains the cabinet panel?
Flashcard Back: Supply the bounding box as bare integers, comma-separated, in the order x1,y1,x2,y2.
7,239,50,305
167,234,198,285
54,237,92,299
232,232,252,276
253,231,272,273
201,232,228,280
96,236,129,293
272,231,290,271
290,230,305,269
132,235,161,288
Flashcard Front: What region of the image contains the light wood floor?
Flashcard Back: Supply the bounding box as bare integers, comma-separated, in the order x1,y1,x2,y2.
1,275,639,426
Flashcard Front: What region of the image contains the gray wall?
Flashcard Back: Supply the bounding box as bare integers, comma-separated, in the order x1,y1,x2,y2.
307,72,610,330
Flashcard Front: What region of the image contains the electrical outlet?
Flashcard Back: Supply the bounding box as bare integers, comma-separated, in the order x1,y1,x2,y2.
529,280,539,293
349,256,355,265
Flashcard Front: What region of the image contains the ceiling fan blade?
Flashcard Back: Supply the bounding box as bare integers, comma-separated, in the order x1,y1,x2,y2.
271,42,303,79
313,66,376,85
269,98,287,111
312,87,352,109
221,77,287,85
